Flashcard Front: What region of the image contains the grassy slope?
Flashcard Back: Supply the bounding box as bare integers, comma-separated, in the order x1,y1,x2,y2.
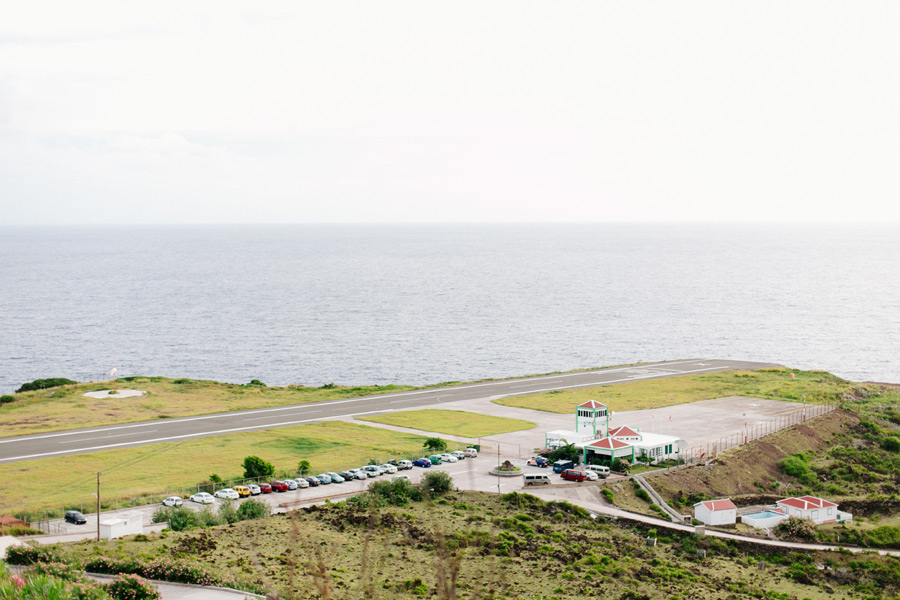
0,377,416,438
357,409,536,437
55,490,896,600
493,368,858,413
0,421,460,517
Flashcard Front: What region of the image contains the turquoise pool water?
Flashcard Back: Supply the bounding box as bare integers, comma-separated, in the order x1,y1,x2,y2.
743,511,784,519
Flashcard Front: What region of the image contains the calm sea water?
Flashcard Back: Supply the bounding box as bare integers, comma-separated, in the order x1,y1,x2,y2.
1,224,898,394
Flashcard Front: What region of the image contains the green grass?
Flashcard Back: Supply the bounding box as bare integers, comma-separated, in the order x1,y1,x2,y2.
494,368,857,413
0,421,449,518
0,377,415,438
357,409,535,437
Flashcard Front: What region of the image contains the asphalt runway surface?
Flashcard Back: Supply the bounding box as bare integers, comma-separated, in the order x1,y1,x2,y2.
0,359,779,464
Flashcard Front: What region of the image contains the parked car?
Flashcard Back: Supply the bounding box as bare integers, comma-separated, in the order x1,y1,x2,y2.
396,460,414,470
247,484,262,495
234,486,251,497
338,471,357,481
428,455,443,465
347,469,367,480
162,496,183,507
294,478,310,488
190,492,215,504
464,448,478,458
214,488,239,500
379,464,398,474
269,481,289,492
65,510,87,525
305,476,320,487
439,453,458,463
451,451,467,460
285,479,299,490
392,475,410,482
560,469,588,482
316,474,332,485
363,465,383,477
259,483,273,494
413,458,432,468
326,472,345,483
527,456,550,468
582,470,600,481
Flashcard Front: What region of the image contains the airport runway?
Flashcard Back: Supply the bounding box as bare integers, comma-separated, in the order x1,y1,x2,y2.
0,359,779,464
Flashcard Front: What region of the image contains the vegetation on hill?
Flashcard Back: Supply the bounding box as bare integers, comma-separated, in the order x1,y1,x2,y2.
49,490,900,599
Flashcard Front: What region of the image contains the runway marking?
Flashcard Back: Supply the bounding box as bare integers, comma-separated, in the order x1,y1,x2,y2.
0,359,716,446
59,430,158,444
510,380,563,388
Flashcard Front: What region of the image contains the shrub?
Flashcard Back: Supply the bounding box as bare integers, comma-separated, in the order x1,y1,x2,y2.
217,500,240,524
236,499,270,520
0,395,14,404
366,478,424,506
601,488,615,503
881,437,900,453
421,471,454,495
242,455,274,479
775,516,817,541
635,488,651,503
106,574,160,600
16,378,77,393
194,507,222,528
5,544,61,565
161,506,197,531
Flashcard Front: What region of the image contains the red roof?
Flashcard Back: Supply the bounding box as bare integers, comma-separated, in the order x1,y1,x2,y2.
697,499,736,512
578,400,606,409
588,437,631,450
777,496,837,510
609,426,640,438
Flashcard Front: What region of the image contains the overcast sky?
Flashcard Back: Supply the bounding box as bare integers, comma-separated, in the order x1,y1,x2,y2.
2,2,898,225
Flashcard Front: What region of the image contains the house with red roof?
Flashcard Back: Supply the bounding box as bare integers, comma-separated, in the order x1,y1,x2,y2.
693,498,737,526
582,436,635,464
775,496,852,524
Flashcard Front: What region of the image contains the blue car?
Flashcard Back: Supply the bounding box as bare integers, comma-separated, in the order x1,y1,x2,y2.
413,457,432,468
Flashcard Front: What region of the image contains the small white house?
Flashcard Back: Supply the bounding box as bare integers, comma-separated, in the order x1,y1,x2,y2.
775,496,852,524
99,512,143,540
694,499,737,526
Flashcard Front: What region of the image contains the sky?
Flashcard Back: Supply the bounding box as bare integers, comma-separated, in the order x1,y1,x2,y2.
1,2,899,225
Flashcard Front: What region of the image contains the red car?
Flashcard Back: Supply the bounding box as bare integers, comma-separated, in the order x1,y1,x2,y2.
560,469,587,482
269,480,289,492
258,483,273,494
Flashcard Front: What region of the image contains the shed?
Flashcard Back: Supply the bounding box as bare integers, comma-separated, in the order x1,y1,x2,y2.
693,499,736,526
99,512,143,540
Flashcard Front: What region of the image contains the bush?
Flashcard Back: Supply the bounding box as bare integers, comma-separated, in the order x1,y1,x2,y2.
881,437,900,453
158,506,197,531
16,378,77,393
106,573,160,600
775,516,817,541
635,488,651,503
601,488,614,503
0,395,14,404
194,507,222,528
366,478,424,506
85,556,249,590
217,500,240,524
236,499,270,520
5,544,61,565
421,471,454,495
242,455,274,479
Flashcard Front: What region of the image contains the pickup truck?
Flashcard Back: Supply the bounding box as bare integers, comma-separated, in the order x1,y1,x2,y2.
527,456,550,468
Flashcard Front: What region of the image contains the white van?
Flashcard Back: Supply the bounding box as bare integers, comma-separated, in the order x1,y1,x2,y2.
464,448,478,458
524,473,552,486
585,465,610,479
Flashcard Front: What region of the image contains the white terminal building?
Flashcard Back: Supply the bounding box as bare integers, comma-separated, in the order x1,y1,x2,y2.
544,400,683,465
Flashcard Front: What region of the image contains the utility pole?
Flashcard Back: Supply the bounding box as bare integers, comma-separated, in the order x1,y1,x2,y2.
96,472,101,541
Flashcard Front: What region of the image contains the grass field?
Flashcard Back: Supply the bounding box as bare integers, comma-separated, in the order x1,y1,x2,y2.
0,377,416,438
0,421,450,518
357,409,535,437
493,368,858,413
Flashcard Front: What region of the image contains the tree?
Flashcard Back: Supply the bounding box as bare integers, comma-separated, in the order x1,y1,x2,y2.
242,455,274,479
297,460,311,476
423,437,447,452
421,471,454,495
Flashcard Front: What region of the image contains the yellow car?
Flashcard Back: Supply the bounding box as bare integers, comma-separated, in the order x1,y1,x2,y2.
234,486,251,498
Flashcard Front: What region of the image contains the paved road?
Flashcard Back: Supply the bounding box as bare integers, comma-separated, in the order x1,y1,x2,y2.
0,359,779,464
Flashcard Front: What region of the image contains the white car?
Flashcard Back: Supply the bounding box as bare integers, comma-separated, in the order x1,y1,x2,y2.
379,463,398,474
162,496,183,507
439,454,458,463
294,478,310,489
214,488,239,500
247,484,261,495
392,475,410,482
451,451,466,460
190,492,215,504
285,479,299,490
396,460,414,470
362,465,381,477
348,469,368,480
582,470,600,481
464,448,478,458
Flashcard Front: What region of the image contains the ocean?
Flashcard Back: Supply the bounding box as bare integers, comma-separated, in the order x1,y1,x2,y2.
1,223,898,394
